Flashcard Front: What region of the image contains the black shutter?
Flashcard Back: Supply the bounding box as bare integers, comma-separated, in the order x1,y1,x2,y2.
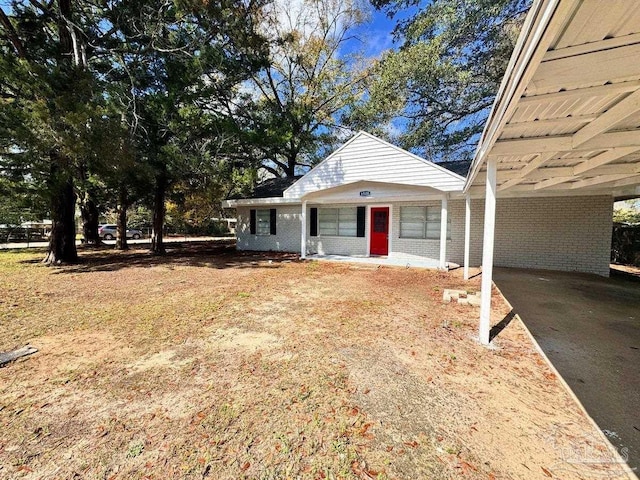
356,206,366,237
310,208,318,237
270,208,277,235
250,209,256,234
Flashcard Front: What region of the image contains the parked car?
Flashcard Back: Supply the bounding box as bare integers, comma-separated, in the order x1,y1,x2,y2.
98,224,143,240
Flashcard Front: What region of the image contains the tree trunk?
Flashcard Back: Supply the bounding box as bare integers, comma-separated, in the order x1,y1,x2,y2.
115,187,129,251
79,189,101,245
44,159,77,264
151,173,167,255
285,157,296,177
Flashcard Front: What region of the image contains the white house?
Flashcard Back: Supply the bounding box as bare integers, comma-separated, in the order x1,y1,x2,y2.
225,0,640,347
223,131,614,276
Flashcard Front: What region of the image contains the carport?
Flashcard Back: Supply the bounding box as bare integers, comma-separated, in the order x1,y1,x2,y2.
494,268,640,472
464,0,640,473
465,0,640,344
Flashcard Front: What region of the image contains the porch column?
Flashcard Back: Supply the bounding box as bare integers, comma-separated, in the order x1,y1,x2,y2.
300,201,307,259
464,194,471,280
439,195,448,270
479,157,497,345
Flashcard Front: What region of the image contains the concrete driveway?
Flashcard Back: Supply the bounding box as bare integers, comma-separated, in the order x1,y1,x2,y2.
494,268,640,472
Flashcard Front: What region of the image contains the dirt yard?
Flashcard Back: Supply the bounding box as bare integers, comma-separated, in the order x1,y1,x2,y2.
0,243,630,479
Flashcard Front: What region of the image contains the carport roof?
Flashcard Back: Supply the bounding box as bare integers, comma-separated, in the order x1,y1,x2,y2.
465,0,640,199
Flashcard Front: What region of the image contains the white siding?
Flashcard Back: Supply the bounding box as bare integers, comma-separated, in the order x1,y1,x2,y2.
284,132,464,199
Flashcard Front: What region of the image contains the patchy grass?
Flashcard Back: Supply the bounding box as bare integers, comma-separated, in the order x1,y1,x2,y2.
0,244,625,479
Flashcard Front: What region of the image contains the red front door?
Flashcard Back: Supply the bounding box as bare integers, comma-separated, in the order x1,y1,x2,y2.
370,207,389,256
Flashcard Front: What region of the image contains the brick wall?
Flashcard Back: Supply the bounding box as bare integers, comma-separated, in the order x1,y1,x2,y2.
235,195,613,276
388,200,483,266
313,196,612,276
493,195,613,276
390,201,450,261
236,206,301,252
306,203,368,256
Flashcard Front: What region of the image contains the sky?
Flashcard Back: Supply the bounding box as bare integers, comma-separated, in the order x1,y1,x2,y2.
346,7,398,59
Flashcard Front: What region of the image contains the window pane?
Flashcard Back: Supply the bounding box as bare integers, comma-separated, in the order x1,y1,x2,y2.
426,206,441,222
257,209,271,235
401,206,425,222
426,221,440,239
400,206,425,238
401,222,424,238
319,208,338,235
373,210,388,233
338,208,357,237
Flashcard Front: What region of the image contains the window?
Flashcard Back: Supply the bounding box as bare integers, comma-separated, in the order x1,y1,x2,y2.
400,206,450,239
250,208,276,235
319,207,358,236
256,209,271,235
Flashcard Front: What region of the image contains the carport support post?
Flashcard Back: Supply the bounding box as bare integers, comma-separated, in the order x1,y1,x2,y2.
439,195,448,270
464,194,471,280
300,201,307,259
480,158,497,345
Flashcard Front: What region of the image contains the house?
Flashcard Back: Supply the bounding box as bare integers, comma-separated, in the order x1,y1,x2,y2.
223,131,614,276
224,0,640,348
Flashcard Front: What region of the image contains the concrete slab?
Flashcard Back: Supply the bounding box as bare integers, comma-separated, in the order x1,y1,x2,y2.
307,254,454,270
494,268,640,473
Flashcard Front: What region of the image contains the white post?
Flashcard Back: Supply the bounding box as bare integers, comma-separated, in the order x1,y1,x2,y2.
479,158,497,345
439,196,448,270
300,201,307,259
464,194,471,280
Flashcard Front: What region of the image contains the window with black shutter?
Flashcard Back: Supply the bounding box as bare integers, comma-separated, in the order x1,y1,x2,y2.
270,209,277,235
310,208,318,237
356,206,365,237
250,209,256,234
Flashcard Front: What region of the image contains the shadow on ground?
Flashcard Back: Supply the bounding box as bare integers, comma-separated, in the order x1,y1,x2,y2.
494,267,640,472
17,240,302,274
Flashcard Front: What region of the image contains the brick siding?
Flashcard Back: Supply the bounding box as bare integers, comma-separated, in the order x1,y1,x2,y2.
235,195,613,276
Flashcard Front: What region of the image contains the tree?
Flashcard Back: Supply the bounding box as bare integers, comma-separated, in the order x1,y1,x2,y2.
101,0,269,254
0,0,103,263
224,0,369,177
347,0,530,161
0,173,48,227
614,200,640,224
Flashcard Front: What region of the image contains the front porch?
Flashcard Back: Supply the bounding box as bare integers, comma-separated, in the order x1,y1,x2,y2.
298,180,470,274
306,253,458,270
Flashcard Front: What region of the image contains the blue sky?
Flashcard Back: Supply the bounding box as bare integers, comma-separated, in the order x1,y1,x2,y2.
347,8,398,58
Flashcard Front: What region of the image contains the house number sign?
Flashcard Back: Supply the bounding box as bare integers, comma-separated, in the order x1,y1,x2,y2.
359,191,371,197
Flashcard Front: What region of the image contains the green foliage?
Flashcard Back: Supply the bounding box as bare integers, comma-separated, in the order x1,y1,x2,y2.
347,0,531,161
613,200,640,224
227,0,370,177
613,209,640,225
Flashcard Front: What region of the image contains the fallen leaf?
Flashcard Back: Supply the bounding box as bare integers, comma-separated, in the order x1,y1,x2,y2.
360,423,373,435
541,466,553,477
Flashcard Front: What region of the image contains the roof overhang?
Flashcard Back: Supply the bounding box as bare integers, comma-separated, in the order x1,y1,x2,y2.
301,180,456,204
221,197,301,208
465,0,640,200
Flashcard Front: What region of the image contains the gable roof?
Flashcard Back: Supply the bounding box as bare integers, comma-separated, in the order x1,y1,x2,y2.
284,131,465,199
